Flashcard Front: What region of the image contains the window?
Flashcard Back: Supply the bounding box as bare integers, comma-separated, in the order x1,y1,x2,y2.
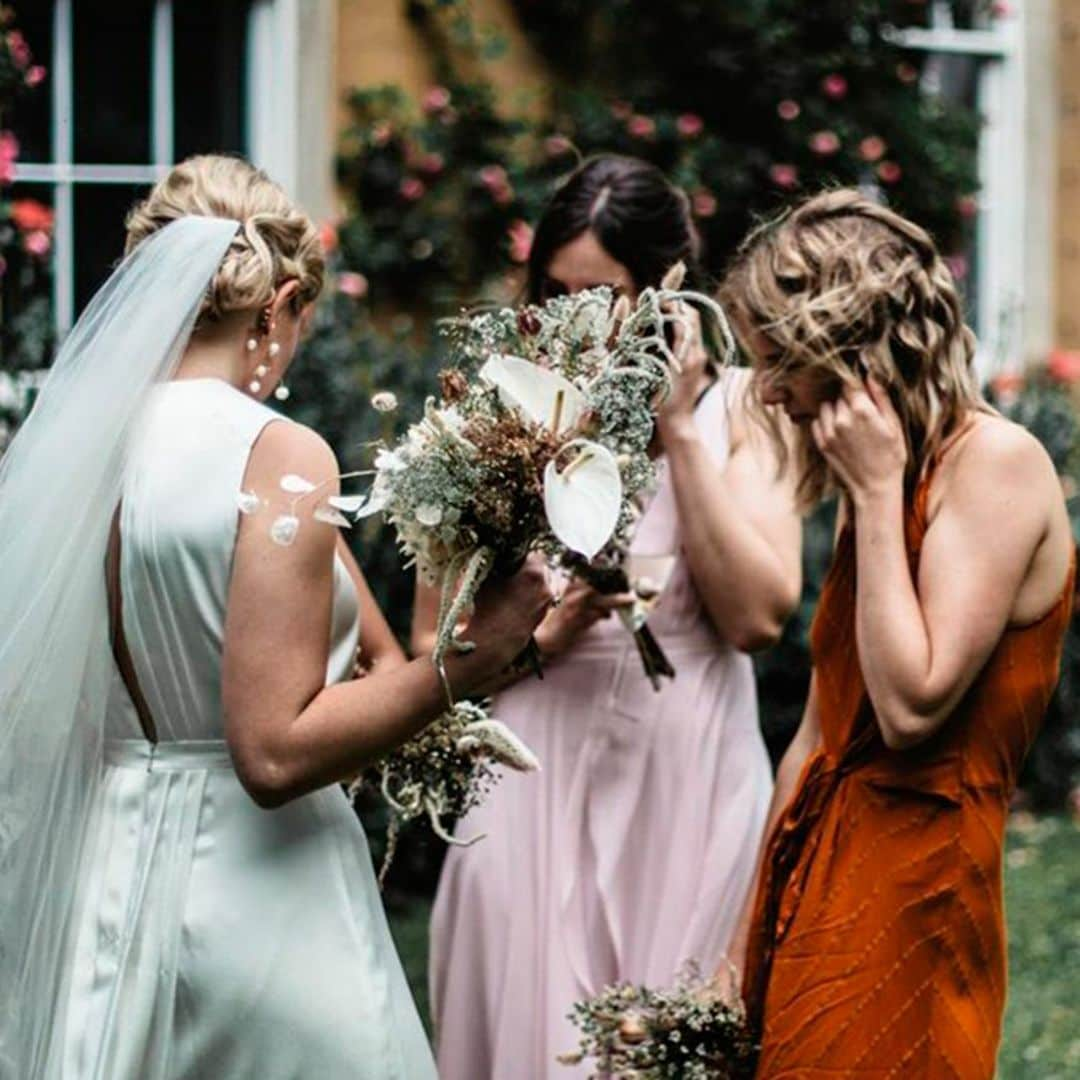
886,2,1030,373
10,0,268,338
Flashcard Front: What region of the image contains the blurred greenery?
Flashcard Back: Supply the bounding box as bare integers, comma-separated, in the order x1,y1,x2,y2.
388,815,1080,1073
998,815,1080,1078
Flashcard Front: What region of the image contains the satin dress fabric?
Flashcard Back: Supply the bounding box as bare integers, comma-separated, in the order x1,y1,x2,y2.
744,463,1074,1079
57,379,436,1079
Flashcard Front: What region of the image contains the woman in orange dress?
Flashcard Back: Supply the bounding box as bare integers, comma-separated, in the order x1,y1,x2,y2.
720,189,1075,1078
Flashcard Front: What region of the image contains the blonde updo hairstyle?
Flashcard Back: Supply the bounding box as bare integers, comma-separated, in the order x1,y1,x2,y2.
125,154,325,333
721,188,986,511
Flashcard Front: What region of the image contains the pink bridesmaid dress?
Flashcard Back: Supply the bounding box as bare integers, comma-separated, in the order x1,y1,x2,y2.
430,374,773,1079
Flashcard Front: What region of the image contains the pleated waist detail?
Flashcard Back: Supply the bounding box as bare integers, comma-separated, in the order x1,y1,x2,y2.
105,738,233,772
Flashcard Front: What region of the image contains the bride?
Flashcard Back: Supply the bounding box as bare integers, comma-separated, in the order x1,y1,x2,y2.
0,154,550,1079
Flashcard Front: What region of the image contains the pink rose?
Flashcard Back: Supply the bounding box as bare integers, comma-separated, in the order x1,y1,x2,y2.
337,272,369,299
479,164,513,205
992,1,1012,16
822,73,848,100
990,370,1024,404
1048,349,1080,383
956,194,979,219
399,177,426,202
0,131,16,184
777,99,801,122
896,62,919,85
418,152,445,177
479,164,508,191
6,30,30,69
23,230,50,257
25,64,45,88
858,136,887,162
545,134,572,158
609,100,633,121
877,160,903,184
319,221,338,255
11,199,53,233
626,114,656,140
676,113,704,138
422,86,451,113
769,164,799,190
809,130,841,156
692,190,718,218
371,122,394,147
0,129,19,164
945,254,968,282
507,219,534,264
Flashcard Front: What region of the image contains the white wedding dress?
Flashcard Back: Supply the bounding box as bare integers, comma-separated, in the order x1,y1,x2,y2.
57,379,436,1079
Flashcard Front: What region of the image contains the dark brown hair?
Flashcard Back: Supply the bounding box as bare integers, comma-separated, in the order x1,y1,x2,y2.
526,155,703,302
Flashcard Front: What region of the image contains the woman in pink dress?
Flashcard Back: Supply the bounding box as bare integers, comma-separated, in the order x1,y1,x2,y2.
413,156,802,1079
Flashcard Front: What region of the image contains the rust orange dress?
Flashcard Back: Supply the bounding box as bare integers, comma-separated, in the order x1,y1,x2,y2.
743,470,1074,1079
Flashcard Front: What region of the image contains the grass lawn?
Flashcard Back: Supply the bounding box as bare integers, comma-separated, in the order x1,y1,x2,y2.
387,815,1080,1076
998,815,1080,1078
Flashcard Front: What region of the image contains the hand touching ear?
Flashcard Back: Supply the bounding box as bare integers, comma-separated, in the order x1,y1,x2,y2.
812,378,906,501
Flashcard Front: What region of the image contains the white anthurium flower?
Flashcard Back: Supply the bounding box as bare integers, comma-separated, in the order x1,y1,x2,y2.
269,514,301,546
480,354,585,436
280,474,317,495
456,719,541,773
313,505,352,529
543,439,622,559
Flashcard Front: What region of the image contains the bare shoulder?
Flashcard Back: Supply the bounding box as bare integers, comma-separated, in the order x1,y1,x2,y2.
244,420,340,495
937,414,1058,505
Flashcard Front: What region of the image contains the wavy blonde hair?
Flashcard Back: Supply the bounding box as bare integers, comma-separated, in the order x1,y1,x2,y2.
125,154,324,331
721,188,986,510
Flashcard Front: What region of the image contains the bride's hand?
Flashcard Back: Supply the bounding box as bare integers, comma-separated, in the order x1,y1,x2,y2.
462,555,553,672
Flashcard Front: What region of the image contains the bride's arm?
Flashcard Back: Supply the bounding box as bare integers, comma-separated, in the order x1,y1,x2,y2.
222,421,550,808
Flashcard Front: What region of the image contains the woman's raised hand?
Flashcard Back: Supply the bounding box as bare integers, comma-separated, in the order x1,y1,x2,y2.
811,378,907,504
462,555,555,673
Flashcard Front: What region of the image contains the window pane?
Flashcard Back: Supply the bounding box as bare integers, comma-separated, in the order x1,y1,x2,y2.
0,182,55,371
73,183,151,314
174,1,249,160
8,1,53,164
73,0,152,163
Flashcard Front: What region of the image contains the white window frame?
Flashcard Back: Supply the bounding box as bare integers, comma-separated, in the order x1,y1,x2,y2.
885,2,1037,375
12,0,335,340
